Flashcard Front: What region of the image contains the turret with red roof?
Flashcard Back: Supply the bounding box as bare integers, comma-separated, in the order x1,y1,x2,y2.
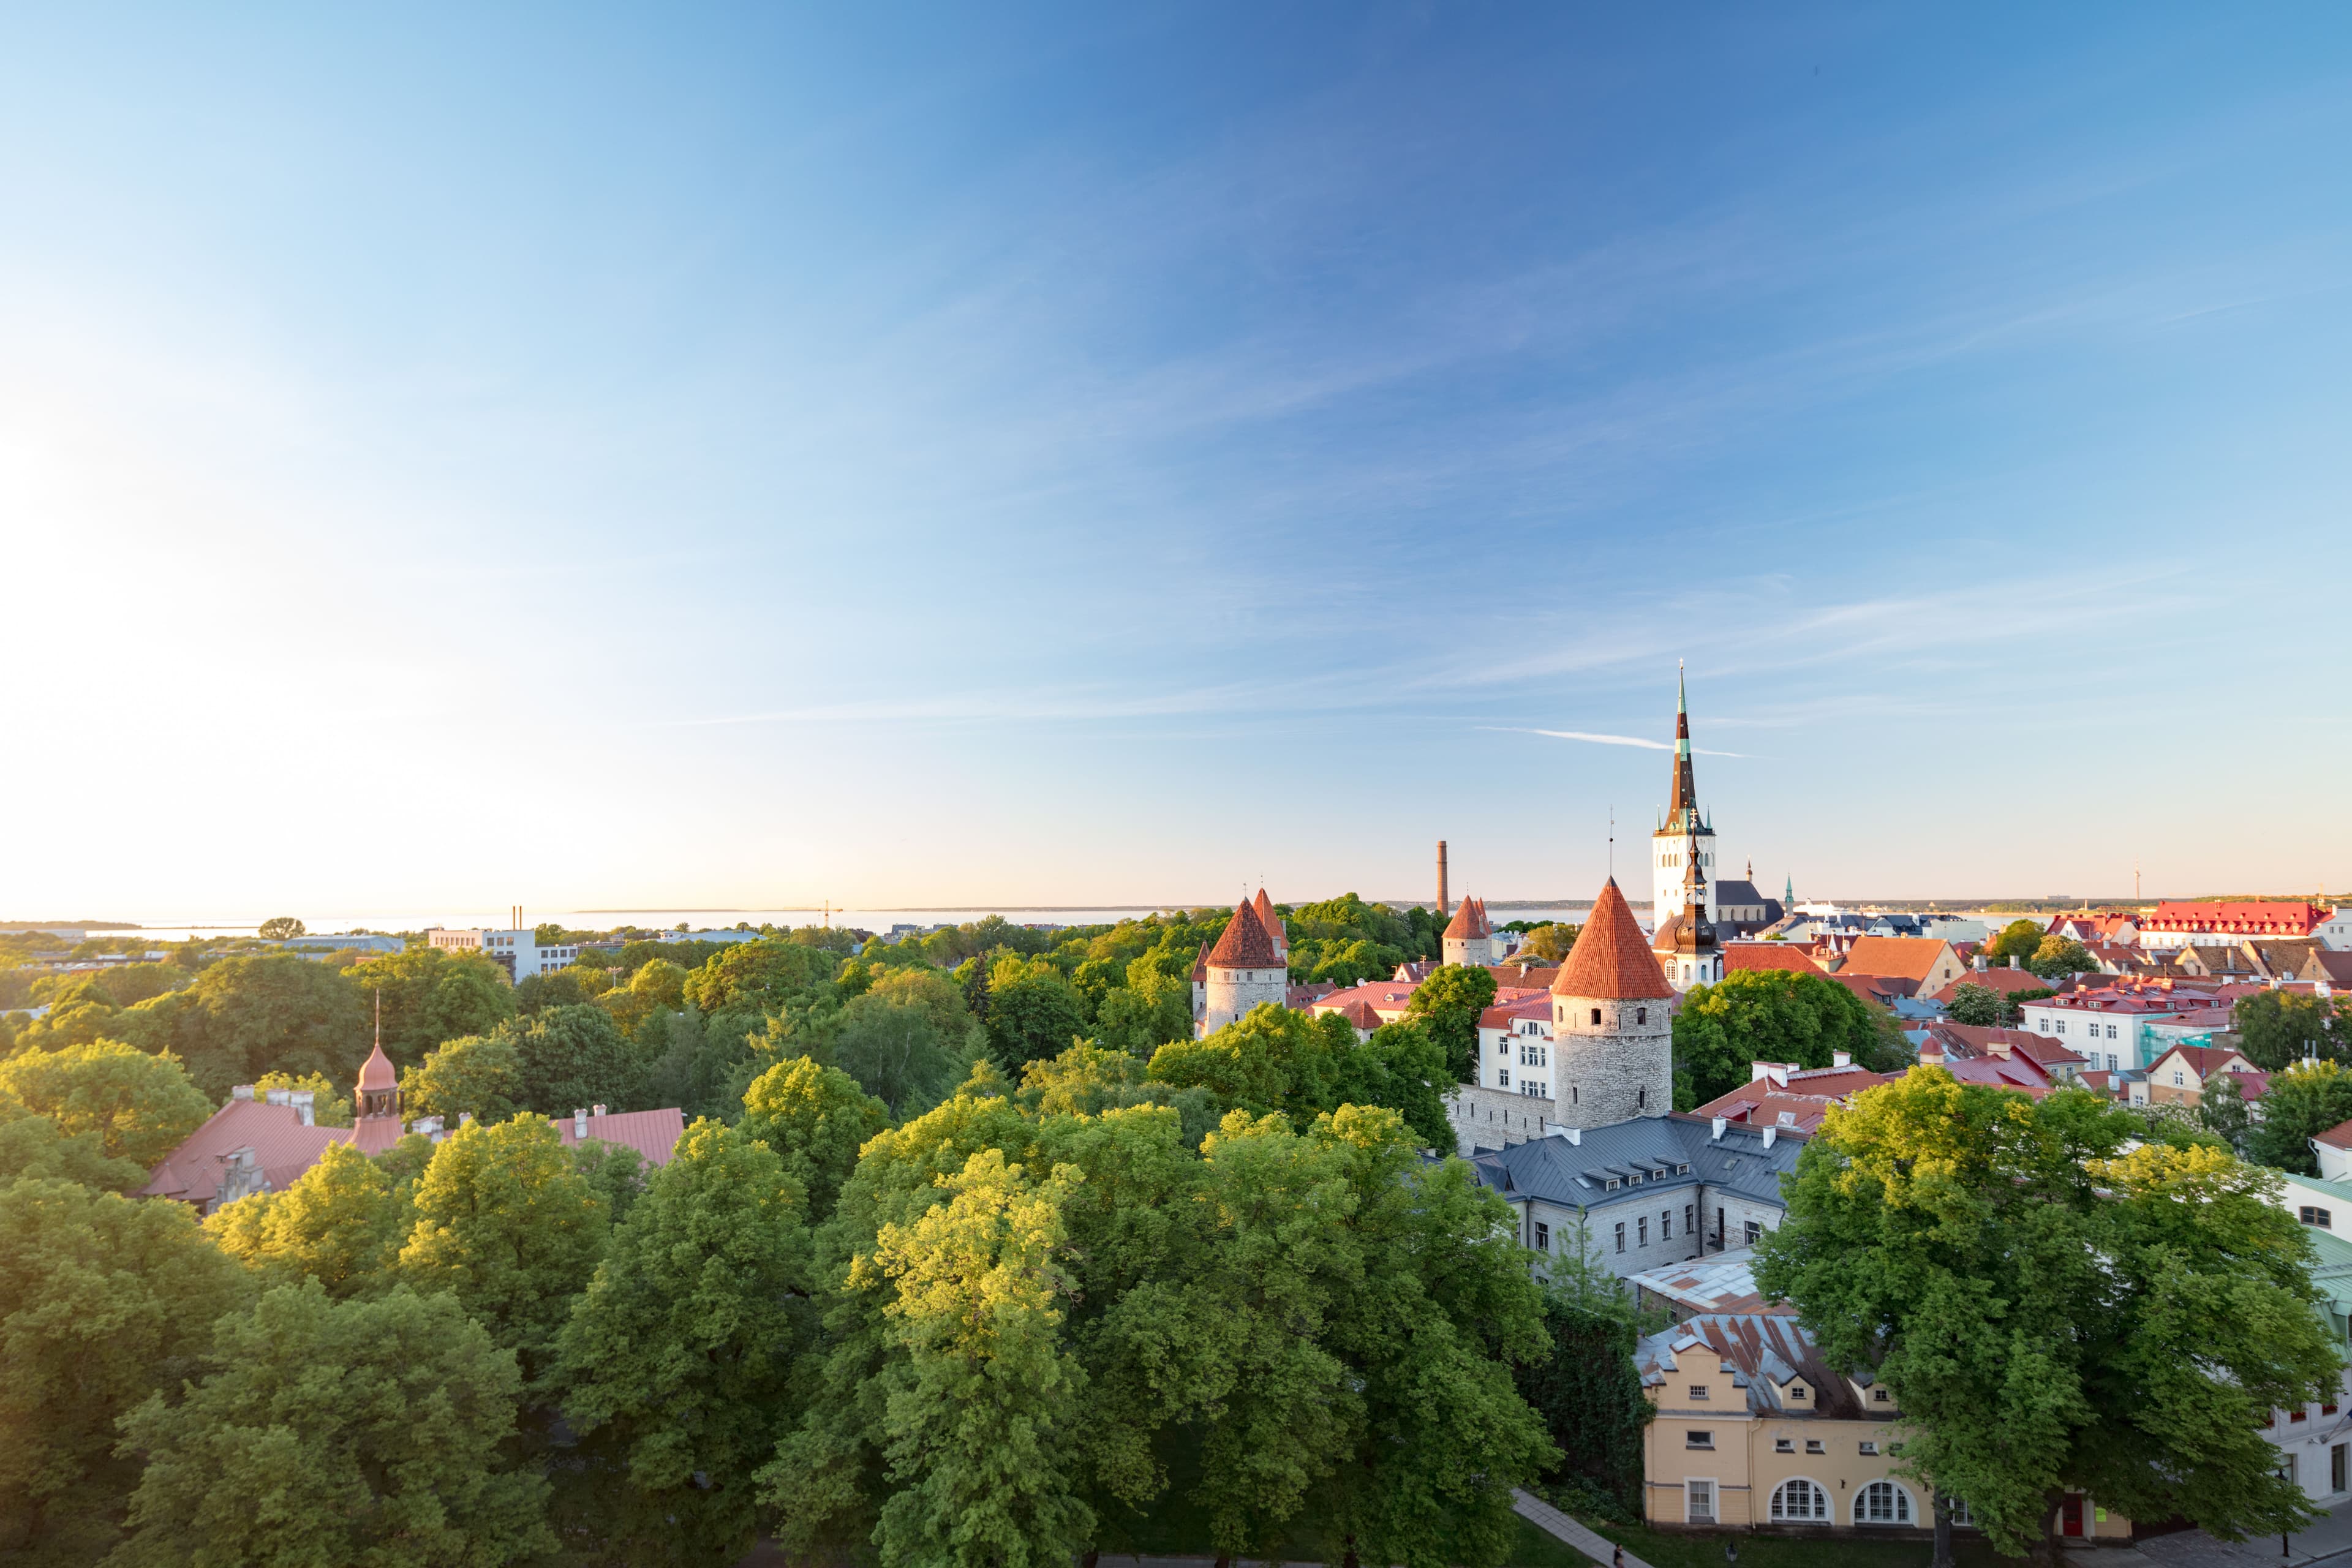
1549,877,1675,1128
1197,896,1289,1036
1442,894,1498,967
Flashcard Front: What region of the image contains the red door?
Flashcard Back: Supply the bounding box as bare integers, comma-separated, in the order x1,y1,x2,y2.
2061,1494,2085,1537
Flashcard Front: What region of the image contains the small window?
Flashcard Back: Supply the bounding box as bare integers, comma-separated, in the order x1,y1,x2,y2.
1639,1218,1649,1247
1745,1220,1763,1245
2304,1207,2333,1229
1787,1383,1806,1400
1636,1007,1646,1025
1689,1384,1709,1401
1685,1430,1713,1450
1533,1221,1550,1252
1638,1087,1647,1109
1873,1389,1891,1403
1661,1210,1673,1240
1860,1440,1879,1455
1590,1008,1601,1025
1805,1439,1825,1454
1615,1223,1626,1253
1774,1437,1794,1453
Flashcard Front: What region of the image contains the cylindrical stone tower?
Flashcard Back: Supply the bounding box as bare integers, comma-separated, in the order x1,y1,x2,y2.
1549,876,1676,1126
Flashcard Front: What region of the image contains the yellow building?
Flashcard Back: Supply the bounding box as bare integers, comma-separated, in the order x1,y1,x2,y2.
1630,1251,2134,1544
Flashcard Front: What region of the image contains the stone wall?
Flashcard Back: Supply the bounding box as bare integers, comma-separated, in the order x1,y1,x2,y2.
1444,1083,1559,1156
1549,993,1673,1127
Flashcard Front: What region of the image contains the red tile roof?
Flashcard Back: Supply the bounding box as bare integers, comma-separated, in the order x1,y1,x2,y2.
138,1098,342,1209
1252,889,1286,955
2144,900,2326,937
1929,968,2055,1002
1723,943,1826,977
1551,879,1673,1001
1920,1023,2066,1062
1442,895,1493,941
2315,1117,2352,1152
1205,899,1281,970
551,1107,686,1167
1838,937,1956,984
2148,1042,2257,1080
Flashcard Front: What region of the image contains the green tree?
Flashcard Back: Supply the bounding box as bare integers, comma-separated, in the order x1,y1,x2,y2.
982,958,1088,1077
834,994,956,1118
556,1121,815,1564
508,1003,650,1115
2245,1061,2352,1173
1983,918,2046,968
0,1180,250,1558
0,1039,212,1168
203,1142,409,1298
0,1112,148,1192
257,917,306,941
2199,1070,2253,1158
1514,1237,1651,1521
872,1147,1095,1568
1671,967,1891,1106
738,1057,888,1224
1403,964,1499,1083
251,1068,354,1126
1145,1003,1336,1126
1755,1070,2342,1561
1944,981,2010,1027
2237,990,2346,1071
398,1117,610,1385
1327,1020,1455,1152
114,953,368,1100
2030,935,2100,981
1517,923,1578,964
347,945,517,1065
682,940,835,1013
516,968,590,1014
109,1282,552,1567
400,1032,526,1125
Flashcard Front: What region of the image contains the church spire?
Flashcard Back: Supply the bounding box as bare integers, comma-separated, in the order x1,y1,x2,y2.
1666,662,1700,832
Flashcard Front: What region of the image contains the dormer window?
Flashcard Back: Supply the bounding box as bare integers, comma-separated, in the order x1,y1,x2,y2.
1873,1389,1891,1403
1787,1383,1806,1400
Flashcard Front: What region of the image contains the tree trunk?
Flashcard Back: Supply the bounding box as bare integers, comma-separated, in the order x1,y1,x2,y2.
2029,1488,2068,1568
1931,1494,1954,1568
1342,1532,1360,1568
1083,1553,1099,1568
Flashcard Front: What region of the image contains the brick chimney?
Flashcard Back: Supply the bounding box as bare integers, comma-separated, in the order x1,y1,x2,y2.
288,1090,314,1127
1436,840,1450,917
573,1108,588,1139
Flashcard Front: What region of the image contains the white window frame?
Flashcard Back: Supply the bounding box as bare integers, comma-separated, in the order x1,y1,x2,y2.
1770,1477,1831,1522
1855,1480,1916,1526
1685,1477,1716,1523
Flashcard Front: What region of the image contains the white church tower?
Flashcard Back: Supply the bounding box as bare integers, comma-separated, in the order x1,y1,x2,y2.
1651,665,1717,927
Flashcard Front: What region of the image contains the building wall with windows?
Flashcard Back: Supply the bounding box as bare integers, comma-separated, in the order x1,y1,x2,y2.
1638,1305,2132,1541
425,927,579,981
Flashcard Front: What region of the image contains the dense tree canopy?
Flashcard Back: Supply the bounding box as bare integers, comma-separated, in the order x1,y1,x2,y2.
1403,964,1499,1083
0,1179,249,1558
111,954,371,1099
345,946,516,1065
2237,990,2347,1070
982,957,1088,1077
1672,967,1902,1106
2245,1061,2352,1172
0,1039,212,1167
1757,1069,2341,1561
737,1057,889,1224
110,1281,552,1568
401,1032,527,1125
205,1142,409,1298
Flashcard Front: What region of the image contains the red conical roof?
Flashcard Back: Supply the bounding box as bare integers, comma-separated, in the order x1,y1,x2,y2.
1252,888,1286,953
356,1040,398,1093
1551,878,1673,1000
1206,899,1281,968
1442,894,1491,940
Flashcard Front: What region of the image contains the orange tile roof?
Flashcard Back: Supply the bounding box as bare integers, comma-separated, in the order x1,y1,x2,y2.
1723,943,1825,976
1837,937,1954,984
1551,878,1673,1001
1929,968,2057,1001
1442,895,1493,941
1205,899,1281,969
551,1107,686,1167
138,1098,343,1208
1252,889,1286,955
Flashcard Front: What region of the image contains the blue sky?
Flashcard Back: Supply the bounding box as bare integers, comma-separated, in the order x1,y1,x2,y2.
4,5,2348,918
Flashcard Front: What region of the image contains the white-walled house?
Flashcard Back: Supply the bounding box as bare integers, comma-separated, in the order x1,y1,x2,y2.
426,927,581,981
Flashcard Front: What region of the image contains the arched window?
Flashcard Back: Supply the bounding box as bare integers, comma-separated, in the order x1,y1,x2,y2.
1770,1479,1829,1521
1857,1481,1913,1525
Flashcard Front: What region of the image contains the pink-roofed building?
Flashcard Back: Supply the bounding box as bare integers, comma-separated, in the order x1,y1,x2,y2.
2138,900,2329,952
1689,1055,1899,1134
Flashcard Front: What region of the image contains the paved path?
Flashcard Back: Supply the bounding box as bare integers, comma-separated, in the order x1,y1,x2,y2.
2067,1496,2352,1568
1509,1490,1654,1568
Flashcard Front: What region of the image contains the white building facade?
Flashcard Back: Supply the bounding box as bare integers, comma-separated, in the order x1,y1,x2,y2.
426,928,581,981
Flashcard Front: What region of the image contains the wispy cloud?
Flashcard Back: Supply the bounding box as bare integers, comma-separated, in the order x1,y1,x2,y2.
1480,726,1747,758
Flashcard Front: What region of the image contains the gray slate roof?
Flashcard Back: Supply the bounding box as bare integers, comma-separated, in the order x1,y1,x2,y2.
1465,1114,1804,1213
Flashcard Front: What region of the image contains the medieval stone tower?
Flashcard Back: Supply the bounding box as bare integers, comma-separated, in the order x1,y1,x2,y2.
1441,895,1497,966
1548,877,1675,1127
1197,895,1287,1035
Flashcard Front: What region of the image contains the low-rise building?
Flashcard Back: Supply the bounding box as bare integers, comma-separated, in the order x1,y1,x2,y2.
2141,1042,2261,1107
1463,1114,1803,1281
1629,1250,2130,1542
1687,1058,1895,1135
426,927,581,981
2138,901,2330,953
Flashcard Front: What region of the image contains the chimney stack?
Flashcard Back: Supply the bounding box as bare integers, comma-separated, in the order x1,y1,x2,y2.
590,1104,606,1118
1436,840,1450,916
573,1108,588,1140
1832,1050,1851,1069
1763,1125,1777,1149
289,1090,314,1127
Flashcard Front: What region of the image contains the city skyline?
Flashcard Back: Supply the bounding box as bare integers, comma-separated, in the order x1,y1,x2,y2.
4,6,2349,914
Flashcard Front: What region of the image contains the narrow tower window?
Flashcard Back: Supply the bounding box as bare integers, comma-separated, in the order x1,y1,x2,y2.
1636,1007,1646,1025
1589,1008,1601,1025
